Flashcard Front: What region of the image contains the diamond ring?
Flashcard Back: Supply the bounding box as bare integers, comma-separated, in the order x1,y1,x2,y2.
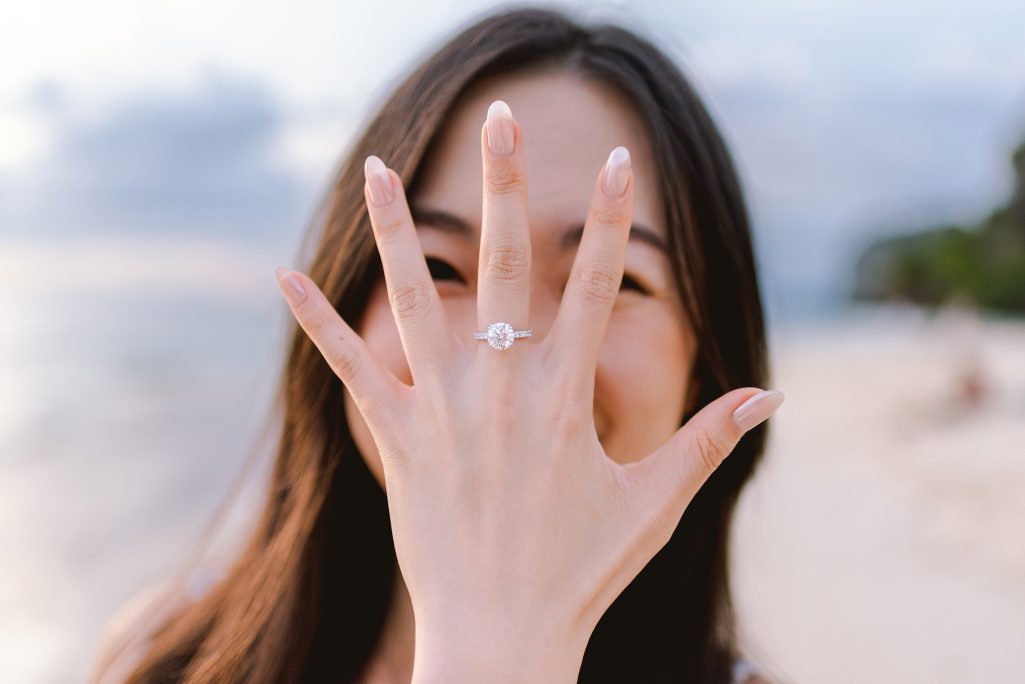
473,321,533,351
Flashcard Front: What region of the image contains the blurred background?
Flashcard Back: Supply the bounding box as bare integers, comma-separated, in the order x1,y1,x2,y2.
2,0,1023,682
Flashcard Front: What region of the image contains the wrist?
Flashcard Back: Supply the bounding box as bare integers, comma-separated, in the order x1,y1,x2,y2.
411,611,592,684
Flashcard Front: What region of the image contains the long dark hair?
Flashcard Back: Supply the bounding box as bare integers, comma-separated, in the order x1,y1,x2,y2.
110,5,770,682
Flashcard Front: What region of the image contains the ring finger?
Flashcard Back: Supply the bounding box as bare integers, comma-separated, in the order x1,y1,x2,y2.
476,100,532,360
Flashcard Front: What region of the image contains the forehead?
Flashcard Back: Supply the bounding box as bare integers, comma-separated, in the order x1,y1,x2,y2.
410,68,664,242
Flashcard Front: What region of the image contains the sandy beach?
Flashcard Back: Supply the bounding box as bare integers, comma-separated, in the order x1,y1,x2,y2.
732,306,1025,683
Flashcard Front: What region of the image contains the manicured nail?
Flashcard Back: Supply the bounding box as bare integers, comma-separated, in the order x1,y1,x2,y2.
274,265,307,305
364,155,394,206
602,146,631,198
732,389,785,432
486,100,515,156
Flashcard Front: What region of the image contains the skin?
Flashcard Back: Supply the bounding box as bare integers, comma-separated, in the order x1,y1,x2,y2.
275,68,784,682
349,71,694,682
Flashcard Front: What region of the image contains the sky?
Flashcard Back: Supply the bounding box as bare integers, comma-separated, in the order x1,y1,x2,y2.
2,0,1024,320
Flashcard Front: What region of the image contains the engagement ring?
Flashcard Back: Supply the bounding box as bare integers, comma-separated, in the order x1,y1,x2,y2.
473,322,533,351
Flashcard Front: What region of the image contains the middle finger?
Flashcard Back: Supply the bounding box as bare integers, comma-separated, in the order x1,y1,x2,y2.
548,146,634,403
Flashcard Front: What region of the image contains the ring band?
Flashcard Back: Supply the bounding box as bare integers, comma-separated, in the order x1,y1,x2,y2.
473,321,533,350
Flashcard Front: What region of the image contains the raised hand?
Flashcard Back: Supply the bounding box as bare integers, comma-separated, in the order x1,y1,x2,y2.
274,99,784,683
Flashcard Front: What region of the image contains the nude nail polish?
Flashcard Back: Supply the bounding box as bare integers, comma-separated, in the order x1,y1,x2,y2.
274,265,307,305
603,146,631,198
487,100,514,156
732,389,785,432
364,155,394,205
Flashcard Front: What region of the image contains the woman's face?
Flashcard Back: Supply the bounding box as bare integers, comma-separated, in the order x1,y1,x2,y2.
344,69,696,489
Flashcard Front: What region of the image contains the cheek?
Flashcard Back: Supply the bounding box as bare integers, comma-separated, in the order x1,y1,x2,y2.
343,281,409,491
598,306,692,462
359,281,414,385
343,280,476,490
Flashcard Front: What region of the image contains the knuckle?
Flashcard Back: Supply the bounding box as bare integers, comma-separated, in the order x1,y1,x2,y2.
328,337,365,384
302,304,331,335
542,376,592,436
484,169,527,197
390,280,434,320
692,429,727,476
560,374,594,417
639,502,675,551
591,204,629,230
561,406,593,442
484,243,530,283
575,263,621,305
373,211,407,239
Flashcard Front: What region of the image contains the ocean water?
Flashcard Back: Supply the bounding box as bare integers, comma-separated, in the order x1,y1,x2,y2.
0,237,289,682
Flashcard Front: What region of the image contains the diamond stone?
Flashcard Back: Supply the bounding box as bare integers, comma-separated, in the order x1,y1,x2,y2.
485,322,515,350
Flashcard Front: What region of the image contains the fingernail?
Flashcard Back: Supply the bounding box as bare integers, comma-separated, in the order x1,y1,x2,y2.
487,100,515,156
274,265,307,305
364,155,394,205
602,146,631,198
732,389,785,432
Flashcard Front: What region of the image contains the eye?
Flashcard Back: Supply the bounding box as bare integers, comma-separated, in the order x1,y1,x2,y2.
559,272,653,296
425,256,467,285
620,273,652,295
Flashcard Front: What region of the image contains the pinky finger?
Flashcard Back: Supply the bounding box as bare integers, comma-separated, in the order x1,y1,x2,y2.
274,266,408,423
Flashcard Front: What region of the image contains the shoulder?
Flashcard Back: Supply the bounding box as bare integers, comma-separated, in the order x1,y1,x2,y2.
732,655,776,684
90,568,220,684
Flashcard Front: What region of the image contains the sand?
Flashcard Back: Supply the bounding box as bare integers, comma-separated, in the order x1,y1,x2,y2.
732,305,1025,683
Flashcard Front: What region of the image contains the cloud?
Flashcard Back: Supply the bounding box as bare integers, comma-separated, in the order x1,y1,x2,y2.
3,68,307,241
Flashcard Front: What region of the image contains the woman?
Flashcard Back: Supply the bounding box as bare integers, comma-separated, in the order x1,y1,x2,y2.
92,7,784,683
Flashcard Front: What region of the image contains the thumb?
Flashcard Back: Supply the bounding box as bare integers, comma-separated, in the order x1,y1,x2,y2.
623,387,785,542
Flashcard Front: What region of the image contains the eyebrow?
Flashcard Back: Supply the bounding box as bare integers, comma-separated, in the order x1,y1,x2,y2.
409,204,669,254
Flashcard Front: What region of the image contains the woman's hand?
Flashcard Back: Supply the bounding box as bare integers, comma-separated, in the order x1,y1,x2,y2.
274,100,784,683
